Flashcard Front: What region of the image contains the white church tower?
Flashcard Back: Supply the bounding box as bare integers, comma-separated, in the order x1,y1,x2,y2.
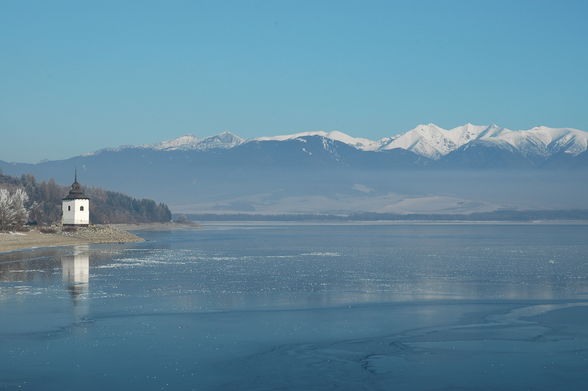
62,170,90,226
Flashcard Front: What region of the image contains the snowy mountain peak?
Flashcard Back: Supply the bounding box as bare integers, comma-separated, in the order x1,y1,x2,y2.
150,131,244,151
378,124,588,159
153,134,200,150
253,130,380,151
196,131,245,151
380,123,472,159
499,126,588,156
140,124,587,159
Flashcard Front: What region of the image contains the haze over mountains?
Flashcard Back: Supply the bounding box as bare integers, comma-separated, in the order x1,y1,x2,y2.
2,124,587,215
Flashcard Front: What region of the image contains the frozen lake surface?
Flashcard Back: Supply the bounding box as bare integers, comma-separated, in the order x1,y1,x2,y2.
1,223,588,390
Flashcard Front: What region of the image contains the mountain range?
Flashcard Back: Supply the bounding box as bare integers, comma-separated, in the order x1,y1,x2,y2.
1,123,587,214
132,123,588,162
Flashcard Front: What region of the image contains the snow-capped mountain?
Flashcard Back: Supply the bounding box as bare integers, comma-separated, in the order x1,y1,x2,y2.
141,124,588,160
379,123,502,159
495,126,588,157
2,123,587,216
254,130,381,151
151,131,244,151
378,123,588,159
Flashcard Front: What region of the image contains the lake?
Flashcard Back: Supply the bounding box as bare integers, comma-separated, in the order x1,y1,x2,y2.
1,223,587,390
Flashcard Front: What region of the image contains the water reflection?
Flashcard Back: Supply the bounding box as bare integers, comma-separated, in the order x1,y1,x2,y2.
61,245,90,319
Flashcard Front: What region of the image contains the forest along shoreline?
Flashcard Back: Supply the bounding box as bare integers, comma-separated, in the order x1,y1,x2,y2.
0,172,180,254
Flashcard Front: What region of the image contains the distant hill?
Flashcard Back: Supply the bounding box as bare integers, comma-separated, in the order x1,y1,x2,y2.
183,209,588,222
0,172,171,225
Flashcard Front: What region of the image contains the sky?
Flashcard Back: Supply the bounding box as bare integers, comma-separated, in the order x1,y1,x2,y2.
1,0,588,163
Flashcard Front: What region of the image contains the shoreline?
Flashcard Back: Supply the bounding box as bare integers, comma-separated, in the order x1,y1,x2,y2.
0,222,202,255
0,225,144,254
113,221,202,231
2,219,585,254
194,219,588,226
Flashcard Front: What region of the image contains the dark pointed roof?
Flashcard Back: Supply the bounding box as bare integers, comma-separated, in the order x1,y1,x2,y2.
63,170,89,200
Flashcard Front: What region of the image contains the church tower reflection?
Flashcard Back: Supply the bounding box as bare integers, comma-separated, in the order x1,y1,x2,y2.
61,245,90,319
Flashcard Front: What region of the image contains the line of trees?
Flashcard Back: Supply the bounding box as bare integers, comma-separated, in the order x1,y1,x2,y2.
0,172,172,230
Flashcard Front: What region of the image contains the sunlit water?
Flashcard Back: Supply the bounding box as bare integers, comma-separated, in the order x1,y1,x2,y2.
1,223,588,390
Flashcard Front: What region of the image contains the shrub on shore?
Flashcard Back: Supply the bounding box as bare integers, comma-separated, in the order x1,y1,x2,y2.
39,227,58,234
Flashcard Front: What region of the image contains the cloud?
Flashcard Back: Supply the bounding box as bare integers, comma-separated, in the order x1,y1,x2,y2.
352,184,374,194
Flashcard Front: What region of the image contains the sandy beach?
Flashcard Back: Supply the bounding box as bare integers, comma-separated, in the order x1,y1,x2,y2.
0,225,143,253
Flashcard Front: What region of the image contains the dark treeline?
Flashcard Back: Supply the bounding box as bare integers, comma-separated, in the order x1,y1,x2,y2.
0,172,171,225
184,209,588,222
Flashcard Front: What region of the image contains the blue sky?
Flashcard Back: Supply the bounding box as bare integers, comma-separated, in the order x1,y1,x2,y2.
1,0,587,163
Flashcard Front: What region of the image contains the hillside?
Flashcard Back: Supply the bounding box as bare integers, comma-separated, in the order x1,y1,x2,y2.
0,172,171,225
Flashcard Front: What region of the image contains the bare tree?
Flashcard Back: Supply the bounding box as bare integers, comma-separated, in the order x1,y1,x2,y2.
0,188,29,231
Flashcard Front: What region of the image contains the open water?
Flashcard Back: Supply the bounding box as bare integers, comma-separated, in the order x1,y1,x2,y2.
1,223,588,390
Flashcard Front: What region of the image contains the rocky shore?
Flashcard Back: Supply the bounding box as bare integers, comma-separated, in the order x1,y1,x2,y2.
0,225,143,253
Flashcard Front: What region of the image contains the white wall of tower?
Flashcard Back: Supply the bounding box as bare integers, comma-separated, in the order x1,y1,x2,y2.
62,199,90,225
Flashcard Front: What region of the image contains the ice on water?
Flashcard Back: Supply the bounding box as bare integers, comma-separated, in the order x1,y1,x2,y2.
1,223,588,390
